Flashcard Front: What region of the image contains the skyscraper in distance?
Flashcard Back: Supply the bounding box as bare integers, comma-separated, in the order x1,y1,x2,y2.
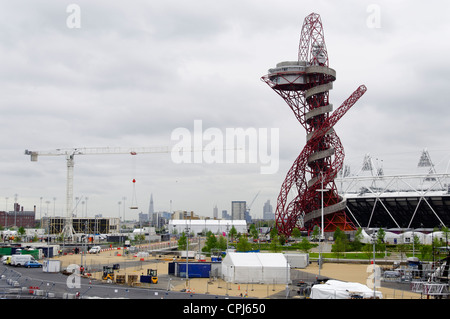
231,201,246,220
149,194,154,215
263,200,274,220
213,205,218,219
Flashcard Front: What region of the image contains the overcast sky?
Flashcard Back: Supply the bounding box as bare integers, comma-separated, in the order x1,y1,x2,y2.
1,0,449,221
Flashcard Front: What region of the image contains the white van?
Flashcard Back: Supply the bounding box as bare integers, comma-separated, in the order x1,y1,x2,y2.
10,254,35,267
89,246,101,254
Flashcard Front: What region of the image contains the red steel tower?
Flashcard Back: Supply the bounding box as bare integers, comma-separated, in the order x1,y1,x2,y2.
262,13,367,237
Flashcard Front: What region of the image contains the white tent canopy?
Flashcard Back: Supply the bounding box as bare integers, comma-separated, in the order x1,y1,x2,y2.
424,231,449,245
222,252,290,284
359,229,372,244
310,280,383,299
384,231,400,244
398,231,426,244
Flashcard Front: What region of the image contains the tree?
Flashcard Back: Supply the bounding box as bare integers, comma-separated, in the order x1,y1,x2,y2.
134,233,145,243
332,227,348,258
376,228,386,254
269,234,282,252
249,224,259,241
332,236,346,259
298,237,315,253
291,228,301,242
237,235,252,252
333,227,345,241
178,232,187,251
229,226,237,242
269,227,278,240
279,234,287,246
18,226,26,240
311,225,320,241
419,244,432,261
217,235,227,251
377,228,386,244
352,228,363,251
202,231,218,254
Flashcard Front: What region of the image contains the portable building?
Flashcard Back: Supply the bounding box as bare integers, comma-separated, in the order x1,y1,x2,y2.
221,252,290,284
285,253,309,268
43,260,61,273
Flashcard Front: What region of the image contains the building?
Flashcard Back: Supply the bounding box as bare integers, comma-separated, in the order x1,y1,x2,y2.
231,201,246,220
138,212,149,224
171,210,200,220
338,151,450,229
150,211,170,229
213,205,218,219
263,200,274,220
148,194,154,214
0,203,36,228
222,210,231,220
244,210,252,223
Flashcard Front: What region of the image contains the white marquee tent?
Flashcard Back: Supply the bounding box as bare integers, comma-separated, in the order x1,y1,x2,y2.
398,231,426,244
222,252,290,284
424,231,449,245
310,280,383,299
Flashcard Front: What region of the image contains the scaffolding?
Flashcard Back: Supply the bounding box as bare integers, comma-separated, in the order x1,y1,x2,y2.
42,217,119,235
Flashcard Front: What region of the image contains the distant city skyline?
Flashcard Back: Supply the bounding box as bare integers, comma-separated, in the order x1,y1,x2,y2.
1,2,449,224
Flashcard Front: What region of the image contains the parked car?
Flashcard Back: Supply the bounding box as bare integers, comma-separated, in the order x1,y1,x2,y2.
24,260,43,268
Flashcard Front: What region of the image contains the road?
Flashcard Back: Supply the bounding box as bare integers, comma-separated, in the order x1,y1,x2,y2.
0,264,239,299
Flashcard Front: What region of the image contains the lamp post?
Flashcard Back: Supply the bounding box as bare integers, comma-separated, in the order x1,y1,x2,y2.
371,232,377,298
118,201,122,250
185,221,190,288
316,173,327,275
4,197,8,228
14,194,18,228
39,197,42,228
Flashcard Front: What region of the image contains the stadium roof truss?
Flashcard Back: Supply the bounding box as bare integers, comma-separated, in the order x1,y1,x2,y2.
337,173,450,229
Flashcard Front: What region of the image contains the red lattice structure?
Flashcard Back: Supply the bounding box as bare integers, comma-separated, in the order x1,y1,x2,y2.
261,13,367,237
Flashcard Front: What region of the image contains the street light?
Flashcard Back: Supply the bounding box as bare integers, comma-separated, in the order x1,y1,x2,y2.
185,220,191,288
371,231,377,298
316,173,327,274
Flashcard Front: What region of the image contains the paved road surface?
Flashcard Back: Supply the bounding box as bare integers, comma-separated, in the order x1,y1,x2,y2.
0,264,239,299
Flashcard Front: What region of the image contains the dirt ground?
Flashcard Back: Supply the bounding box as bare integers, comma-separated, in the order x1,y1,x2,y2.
52,249,423,299
300,262,422,299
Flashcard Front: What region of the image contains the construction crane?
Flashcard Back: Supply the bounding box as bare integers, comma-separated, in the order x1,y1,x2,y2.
246,190,260,218
24,146,170,239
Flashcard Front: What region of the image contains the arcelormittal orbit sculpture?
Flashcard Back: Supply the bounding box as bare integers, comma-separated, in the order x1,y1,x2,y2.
262,13,367,237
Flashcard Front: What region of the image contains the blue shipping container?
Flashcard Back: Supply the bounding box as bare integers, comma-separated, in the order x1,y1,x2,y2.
178,263,211,278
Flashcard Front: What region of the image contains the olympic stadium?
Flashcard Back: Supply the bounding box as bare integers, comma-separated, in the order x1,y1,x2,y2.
337,150,450,231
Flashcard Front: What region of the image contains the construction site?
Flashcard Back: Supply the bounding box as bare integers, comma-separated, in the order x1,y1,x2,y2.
1,10,449,304
0,240,441,299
